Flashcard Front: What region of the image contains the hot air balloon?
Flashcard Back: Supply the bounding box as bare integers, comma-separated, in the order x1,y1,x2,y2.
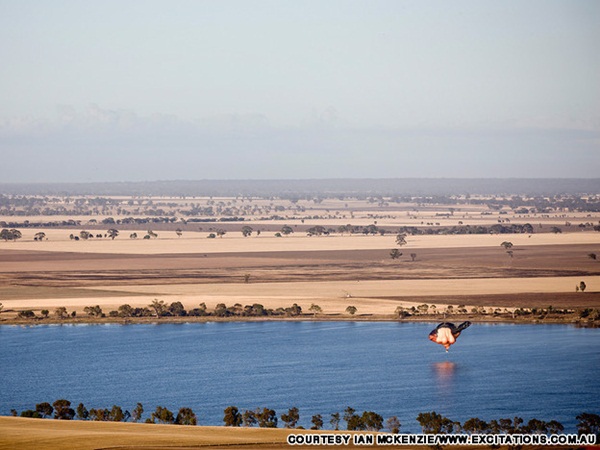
428,321,471,352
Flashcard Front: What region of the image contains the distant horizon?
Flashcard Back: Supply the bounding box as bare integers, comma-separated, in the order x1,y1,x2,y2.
2,177,599,197
3,176,600,185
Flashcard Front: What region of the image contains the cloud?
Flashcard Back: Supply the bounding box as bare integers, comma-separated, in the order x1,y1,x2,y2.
0,105,598,182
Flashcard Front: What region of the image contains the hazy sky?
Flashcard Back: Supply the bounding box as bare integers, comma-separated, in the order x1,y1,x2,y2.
1,0,598,182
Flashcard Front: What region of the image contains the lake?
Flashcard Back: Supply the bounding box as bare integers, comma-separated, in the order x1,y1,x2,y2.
0,321,598,432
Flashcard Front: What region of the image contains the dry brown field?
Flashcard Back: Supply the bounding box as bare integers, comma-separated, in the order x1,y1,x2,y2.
0,416,297,450
1,198,599,320
0,417,568,450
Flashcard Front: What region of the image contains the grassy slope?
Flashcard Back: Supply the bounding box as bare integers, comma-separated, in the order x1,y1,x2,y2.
0,417,294,450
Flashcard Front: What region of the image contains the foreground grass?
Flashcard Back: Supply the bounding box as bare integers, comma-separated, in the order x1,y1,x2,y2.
0,417,295,450
0,417,575,450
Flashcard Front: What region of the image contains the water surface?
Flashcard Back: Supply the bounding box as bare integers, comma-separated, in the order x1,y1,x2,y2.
0,322,598,431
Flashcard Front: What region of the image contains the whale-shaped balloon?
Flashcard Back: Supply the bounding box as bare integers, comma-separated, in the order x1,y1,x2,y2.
429,322,471,352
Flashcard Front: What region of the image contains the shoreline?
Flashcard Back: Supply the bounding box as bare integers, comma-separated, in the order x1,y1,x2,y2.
1,313,597,327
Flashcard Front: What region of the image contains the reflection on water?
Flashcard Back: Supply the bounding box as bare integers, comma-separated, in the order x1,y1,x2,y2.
432,361,457,390
433,361,456,380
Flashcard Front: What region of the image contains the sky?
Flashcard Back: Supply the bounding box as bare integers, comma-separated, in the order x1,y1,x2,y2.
0,0,599,182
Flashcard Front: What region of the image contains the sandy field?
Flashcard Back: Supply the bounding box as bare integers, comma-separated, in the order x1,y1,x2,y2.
1,196,599,321
3,228,599,254
1,228,599,318
0,417,298,450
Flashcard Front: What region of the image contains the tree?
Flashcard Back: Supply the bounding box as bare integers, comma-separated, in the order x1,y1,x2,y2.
132,403,144,422
36,402,54,418
501,241,513,249
20,409,42,418
17,310,35,319
308,304,322,316
0,302,3,314
281,225,294,235
129,232,138,239
53,399,75,420
107,229,119,240
175,407,197,425
76,403,89,420
83,305,103,317
345,305,357,315
54,307,68,319
524,418,548,434
1,228,22,241
149,299,168,317
550,226,562,234
498,416,523,434
395,233,407,246
416,411,454,434
395,306,410,318
79,230,91,240
256,408,278,428
242,410,257,427
386,416,401,434
223,406,242,426
41,309,49,318
241,226,253,237
168,301,187,316
361,411,384,431
330,412,341,430
281,407,300,428
580,281,587,292
89,408,107,421
588,253,597,260
344,407,364,431
285,303,302,316
390,249,402,260
214,303,230,317
151,406,174,424
109,405,125,422
576,412,600,438
175,228,183,238
34,232,46,241
361,224,378,235
118,304,133,317
417,304,429,315
147,230,158,238
343,407,357,426
546,420,564,434
463,417,488,434
311,414,323,430
305,226,325,236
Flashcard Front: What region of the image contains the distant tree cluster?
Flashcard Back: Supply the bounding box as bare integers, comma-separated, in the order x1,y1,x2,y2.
397,223,535,236
15,400,197,426
11,301,305,321
108,300,305,318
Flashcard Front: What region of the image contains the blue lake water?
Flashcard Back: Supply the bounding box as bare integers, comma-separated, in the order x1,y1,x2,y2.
0,321,598,431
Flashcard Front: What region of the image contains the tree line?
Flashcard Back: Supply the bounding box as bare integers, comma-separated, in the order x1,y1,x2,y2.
10,400,599,440
9,301,306,321
8,300,599,327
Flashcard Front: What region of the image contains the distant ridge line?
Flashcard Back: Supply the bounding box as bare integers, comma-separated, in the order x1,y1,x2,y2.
1,178,599,197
